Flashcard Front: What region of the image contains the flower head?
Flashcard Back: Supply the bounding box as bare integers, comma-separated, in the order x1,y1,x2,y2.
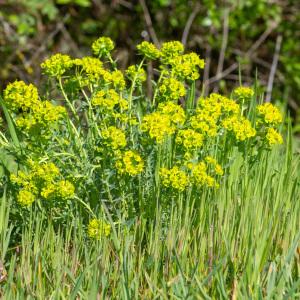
87,218,111,239
137,41,160,60
92,37,114,57
257,103,282,125
266,128,283,146
41,53,73,77
159,166,189,191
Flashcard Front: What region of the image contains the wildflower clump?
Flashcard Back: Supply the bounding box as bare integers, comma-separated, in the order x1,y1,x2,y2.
222,116,256,141
41,53,73,77
159,166,189,191
87,219,111,239
92,36,114,57
2,37,286,241
17,190,35,206
137,41,160,60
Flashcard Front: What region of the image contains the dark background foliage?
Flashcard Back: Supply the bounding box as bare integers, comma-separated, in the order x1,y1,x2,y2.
0,0,299,126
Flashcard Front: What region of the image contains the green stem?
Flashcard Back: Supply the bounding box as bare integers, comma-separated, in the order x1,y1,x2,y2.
58,77,79,122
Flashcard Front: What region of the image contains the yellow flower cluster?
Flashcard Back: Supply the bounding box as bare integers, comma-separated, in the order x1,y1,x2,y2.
41,53,73,77
233,86,254,102
191,162,219,188
109,70,126,90
265,127,283,146
159,158,223,191
161,41,184,64
74,57,104,85
10,160,75,206
16,101,66,131
101,126,127,150
159,166,189,191
170,53,205,81
17,190,35,206
87,218,111,239
190,93,251,139
175,129,204,150
257,103,282,125
158,101,186,125
126,65,147,84
137,41,161,60
222,116,256,141
141,112,174,143
92,89,127,110
142,102,185,143
205,156,224,176
116,150,144,176
158,77,186,101
4,81,66,132
4,80,39,112
91,36,114,57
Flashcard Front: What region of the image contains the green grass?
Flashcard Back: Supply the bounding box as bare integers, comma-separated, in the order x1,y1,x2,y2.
0,139,299,298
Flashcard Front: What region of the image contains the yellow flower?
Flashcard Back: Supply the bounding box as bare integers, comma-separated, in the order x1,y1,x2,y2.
57,180,75,199
158,77,186,101
191,162,220,188
41,53,73,77
265,128,283,146
92,89,121,110
126,65,147,83
101,126,127,150
87,218,111,239
17,189,35,206
92,36,114,57
159,166,189,191
41,183,56,199
175,129,204,150
116,150,144,176
257,103,282,125
170,53,205,80
158,101,186,126
161,41,184,64
222,116,256,141
74,56,104,84
110,70,126,90
233,86,254,102
141,112,174,143
4,80,39,112
137,41,160,60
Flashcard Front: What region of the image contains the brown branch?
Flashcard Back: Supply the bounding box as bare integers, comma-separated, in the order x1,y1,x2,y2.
206,21,279,86
181,3,201,46
265,35,282,102
214,8,229,92
139,0,160,48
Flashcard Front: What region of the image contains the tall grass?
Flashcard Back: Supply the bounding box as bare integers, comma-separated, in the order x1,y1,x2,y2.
0,128,299,298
